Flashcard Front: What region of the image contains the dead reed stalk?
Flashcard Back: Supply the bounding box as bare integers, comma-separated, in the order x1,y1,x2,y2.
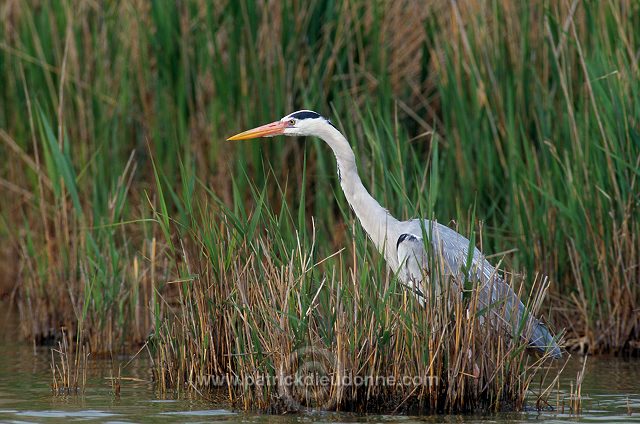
50,328,89,395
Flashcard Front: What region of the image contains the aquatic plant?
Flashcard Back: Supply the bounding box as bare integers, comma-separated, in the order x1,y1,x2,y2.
50,328,88,395
148,176,563,412
0,0,637,375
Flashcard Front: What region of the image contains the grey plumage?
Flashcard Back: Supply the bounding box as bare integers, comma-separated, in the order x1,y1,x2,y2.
397,221,562,359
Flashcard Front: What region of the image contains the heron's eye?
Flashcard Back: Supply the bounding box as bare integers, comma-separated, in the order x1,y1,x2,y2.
288,119,296,126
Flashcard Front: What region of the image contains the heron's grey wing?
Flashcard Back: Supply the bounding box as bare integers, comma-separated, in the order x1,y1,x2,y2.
473,265,561,358
425,222,561,358
396,233,428,304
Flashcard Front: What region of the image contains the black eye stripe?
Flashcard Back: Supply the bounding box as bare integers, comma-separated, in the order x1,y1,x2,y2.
290,111,321,120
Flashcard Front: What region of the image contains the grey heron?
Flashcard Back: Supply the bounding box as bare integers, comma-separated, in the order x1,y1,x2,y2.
228,110,562,359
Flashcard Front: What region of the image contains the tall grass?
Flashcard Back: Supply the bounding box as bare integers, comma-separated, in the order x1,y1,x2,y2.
0,0,637,401
150,175,561,413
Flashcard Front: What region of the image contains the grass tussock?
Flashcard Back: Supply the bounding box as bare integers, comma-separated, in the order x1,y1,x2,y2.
50,329,89,395
150,197,562,413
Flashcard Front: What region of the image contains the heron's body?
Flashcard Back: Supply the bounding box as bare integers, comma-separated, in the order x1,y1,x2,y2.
228,110,562,359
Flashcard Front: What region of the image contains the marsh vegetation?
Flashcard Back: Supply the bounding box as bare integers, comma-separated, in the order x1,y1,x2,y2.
0,0,638,413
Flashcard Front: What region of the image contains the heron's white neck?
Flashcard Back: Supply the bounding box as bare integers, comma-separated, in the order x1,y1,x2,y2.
314,123,400,261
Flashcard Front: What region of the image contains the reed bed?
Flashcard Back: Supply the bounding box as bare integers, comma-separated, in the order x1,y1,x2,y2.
149,182,562,413
0,0,637,410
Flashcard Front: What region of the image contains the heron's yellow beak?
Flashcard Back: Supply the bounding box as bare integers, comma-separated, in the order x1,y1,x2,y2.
227,120,286,141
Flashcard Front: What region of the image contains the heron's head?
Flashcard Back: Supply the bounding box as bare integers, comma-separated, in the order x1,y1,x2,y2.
227,110,334,141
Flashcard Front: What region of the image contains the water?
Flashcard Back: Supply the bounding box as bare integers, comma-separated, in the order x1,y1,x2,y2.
1,305,638,423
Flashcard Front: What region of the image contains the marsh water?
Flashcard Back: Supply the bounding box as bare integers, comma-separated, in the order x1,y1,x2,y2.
1,305,638,423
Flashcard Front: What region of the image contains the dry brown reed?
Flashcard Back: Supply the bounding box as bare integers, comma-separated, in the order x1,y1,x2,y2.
151,215,563,413
50,328,89,395
560,356,587,416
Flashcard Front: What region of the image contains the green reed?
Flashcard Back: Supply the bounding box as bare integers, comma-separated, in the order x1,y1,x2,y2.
0,0,637,369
